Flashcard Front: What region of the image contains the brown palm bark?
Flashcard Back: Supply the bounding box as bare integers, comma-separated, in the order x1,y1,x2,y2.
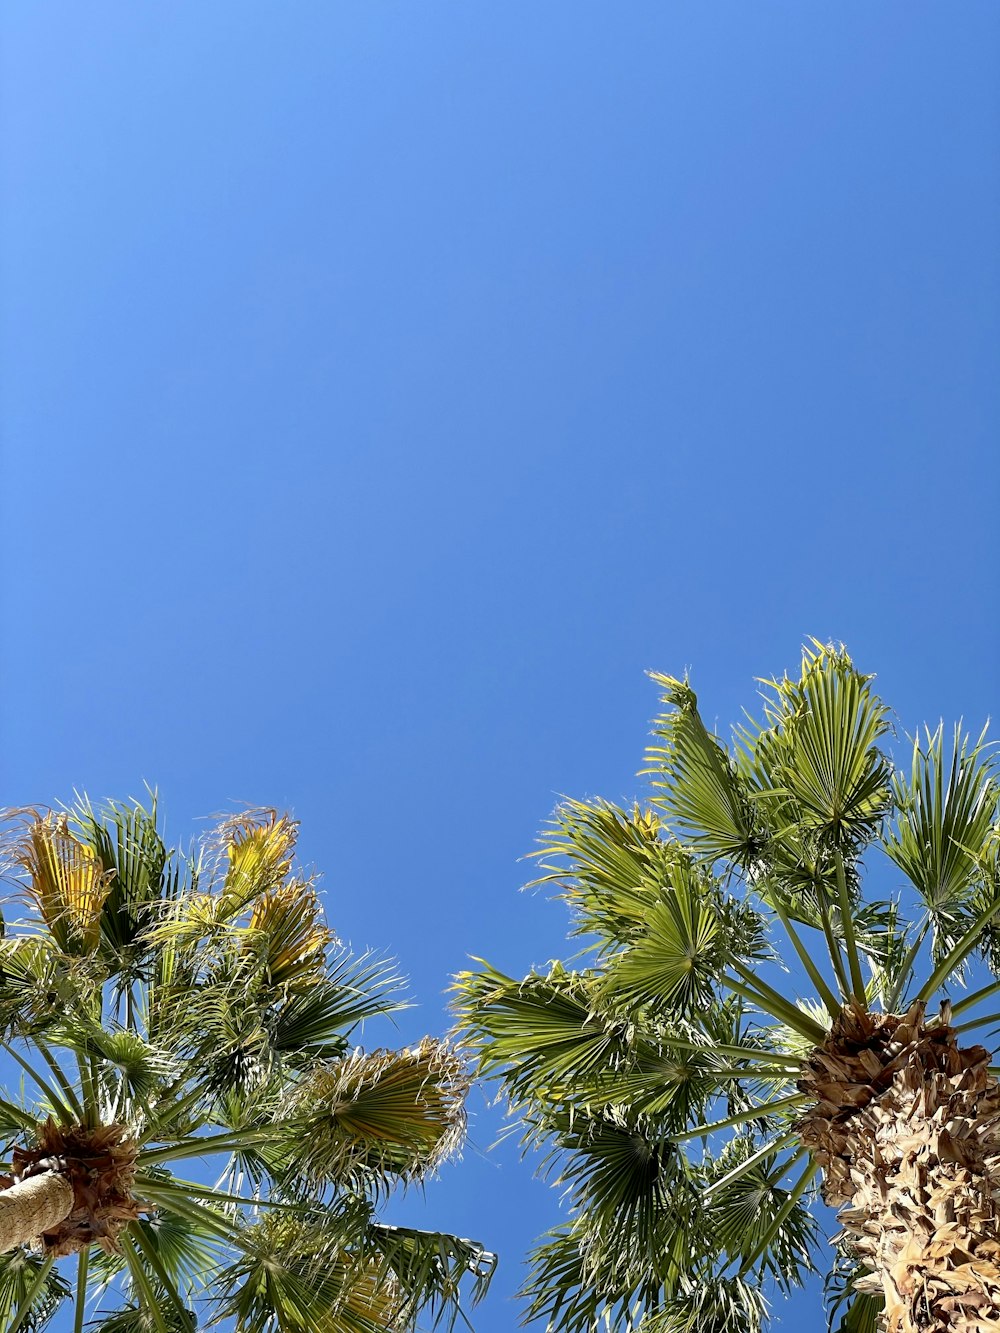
0,1121,141,1257
799,1000,1000,1333
0,1173,74,1254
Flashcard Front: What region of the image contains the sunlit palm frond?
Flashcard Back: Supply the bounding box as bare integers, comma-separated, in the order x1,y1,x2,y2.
833,1292,883,1333
884,723,1000,977
365,1223,496,1331
216,812,299,916
642,1276,769,1333
0,1248,71,1332
284,1040,468,1192
885,724,998,911
215,1212,399,1333
542,1106,692,1279
700,1140,818,1292
89,1298,195,1333
243,880,332,991
741,643,892,853
644,675,760,867
528,799,668,951
70,796,170,966
453,962,641,1112
0,936,68,1040
8,812,113,956
597,856,729,1017
270,950,404,1064
519,1222,636,1333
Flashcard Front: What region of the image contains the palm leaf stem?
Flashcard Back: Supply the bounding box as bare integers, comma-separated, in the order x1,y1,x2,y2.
664,1034,803,1069
951,976,1000,1018
74,1245,89,1333
814,883,852,1001
136,1183,243,1247
38,1047,85,1123
75,1051,100,1129
737,1151,817,1272
7,1254,56,1333
2,1044,74,1124
670,1096,805,1144
120,1228,171,1333
695,1066,803,1082
834,851,866,1004
952,1010,1000,1036
770,897,842,1020
724,967,827,1043
137,1173,303,1213
138,1129,273,1165
884,919,930,1013
703,1131,801,1200
916,897,1000,1004
128,1217,195,1330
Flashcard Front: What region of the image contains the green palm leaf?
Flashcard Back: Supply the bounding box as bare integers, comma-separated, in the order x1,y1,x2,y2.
0,1250,71,1332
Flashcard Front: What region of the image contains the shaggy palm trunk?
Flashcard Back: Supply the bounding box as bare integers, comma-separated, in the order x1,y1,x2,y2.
799,1001,1000,1333
0,1173,74,1254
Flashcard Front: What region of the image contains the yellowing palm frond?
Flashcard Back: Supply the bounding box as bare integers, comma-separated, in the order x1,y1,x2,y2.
13,814,114,955
246,881,332,991
218,811,298,914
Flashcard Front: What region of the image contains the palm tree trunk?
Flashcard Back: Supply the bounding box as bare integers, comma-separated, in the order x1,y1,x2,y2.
800,1001,1000,1333
0,1173,74,1254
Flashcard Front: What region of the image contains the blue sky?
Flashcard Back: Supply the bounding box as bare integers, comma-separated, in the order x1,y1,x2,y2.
2,3,998,1329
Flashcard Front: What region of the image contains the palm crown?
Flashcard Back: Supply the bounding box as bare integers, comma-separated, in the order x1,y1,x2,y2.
0,799,494,1332
455,644,1000,1333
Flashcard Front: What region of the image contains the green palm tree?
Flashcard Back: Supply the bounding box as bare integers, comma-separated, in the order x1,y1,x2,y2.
0,799,494,1332
455,644,1000,1333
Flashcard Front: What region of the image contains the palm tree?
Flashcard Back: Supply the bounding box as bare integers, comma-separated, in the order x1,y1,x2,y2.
454,644,1000,1333
0,798,494,1332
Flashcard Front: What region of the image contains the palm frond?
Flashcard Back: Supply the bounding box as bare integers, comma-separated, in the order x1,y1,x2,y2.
214,1212,400,1333
739,642,892,853
8,812,113,955
884,723,1000,979
70,796,170,965
283,1040,468,1191
216,811,298,916
701,1140,818,1291
597,857,727,1017
270,950,404,1063
365,1223,496,1331
644,675,760,867
0,1249,71,1332
242,880,332,991
643,1275,769,1333
528,799,668,951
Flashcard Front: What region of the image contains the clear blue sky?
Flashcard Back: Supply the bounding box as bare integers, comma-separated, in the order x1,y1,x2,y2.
2,4,998,1330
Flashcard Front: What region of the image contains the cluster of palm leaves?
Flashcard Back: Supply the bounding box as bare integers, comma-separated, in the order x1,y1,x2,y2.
0,800,494,1332
454,643,1000,1332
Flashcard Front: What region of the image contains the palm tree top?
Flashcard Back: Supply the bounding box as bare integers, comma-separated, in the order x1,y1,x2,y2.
455,643,1000,1333
0,798,495,1332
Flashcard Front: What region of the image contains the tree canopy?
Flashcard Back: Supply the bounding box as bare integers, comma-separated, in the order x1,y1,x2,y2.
455,644,1000,1332
0,799,494,1332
